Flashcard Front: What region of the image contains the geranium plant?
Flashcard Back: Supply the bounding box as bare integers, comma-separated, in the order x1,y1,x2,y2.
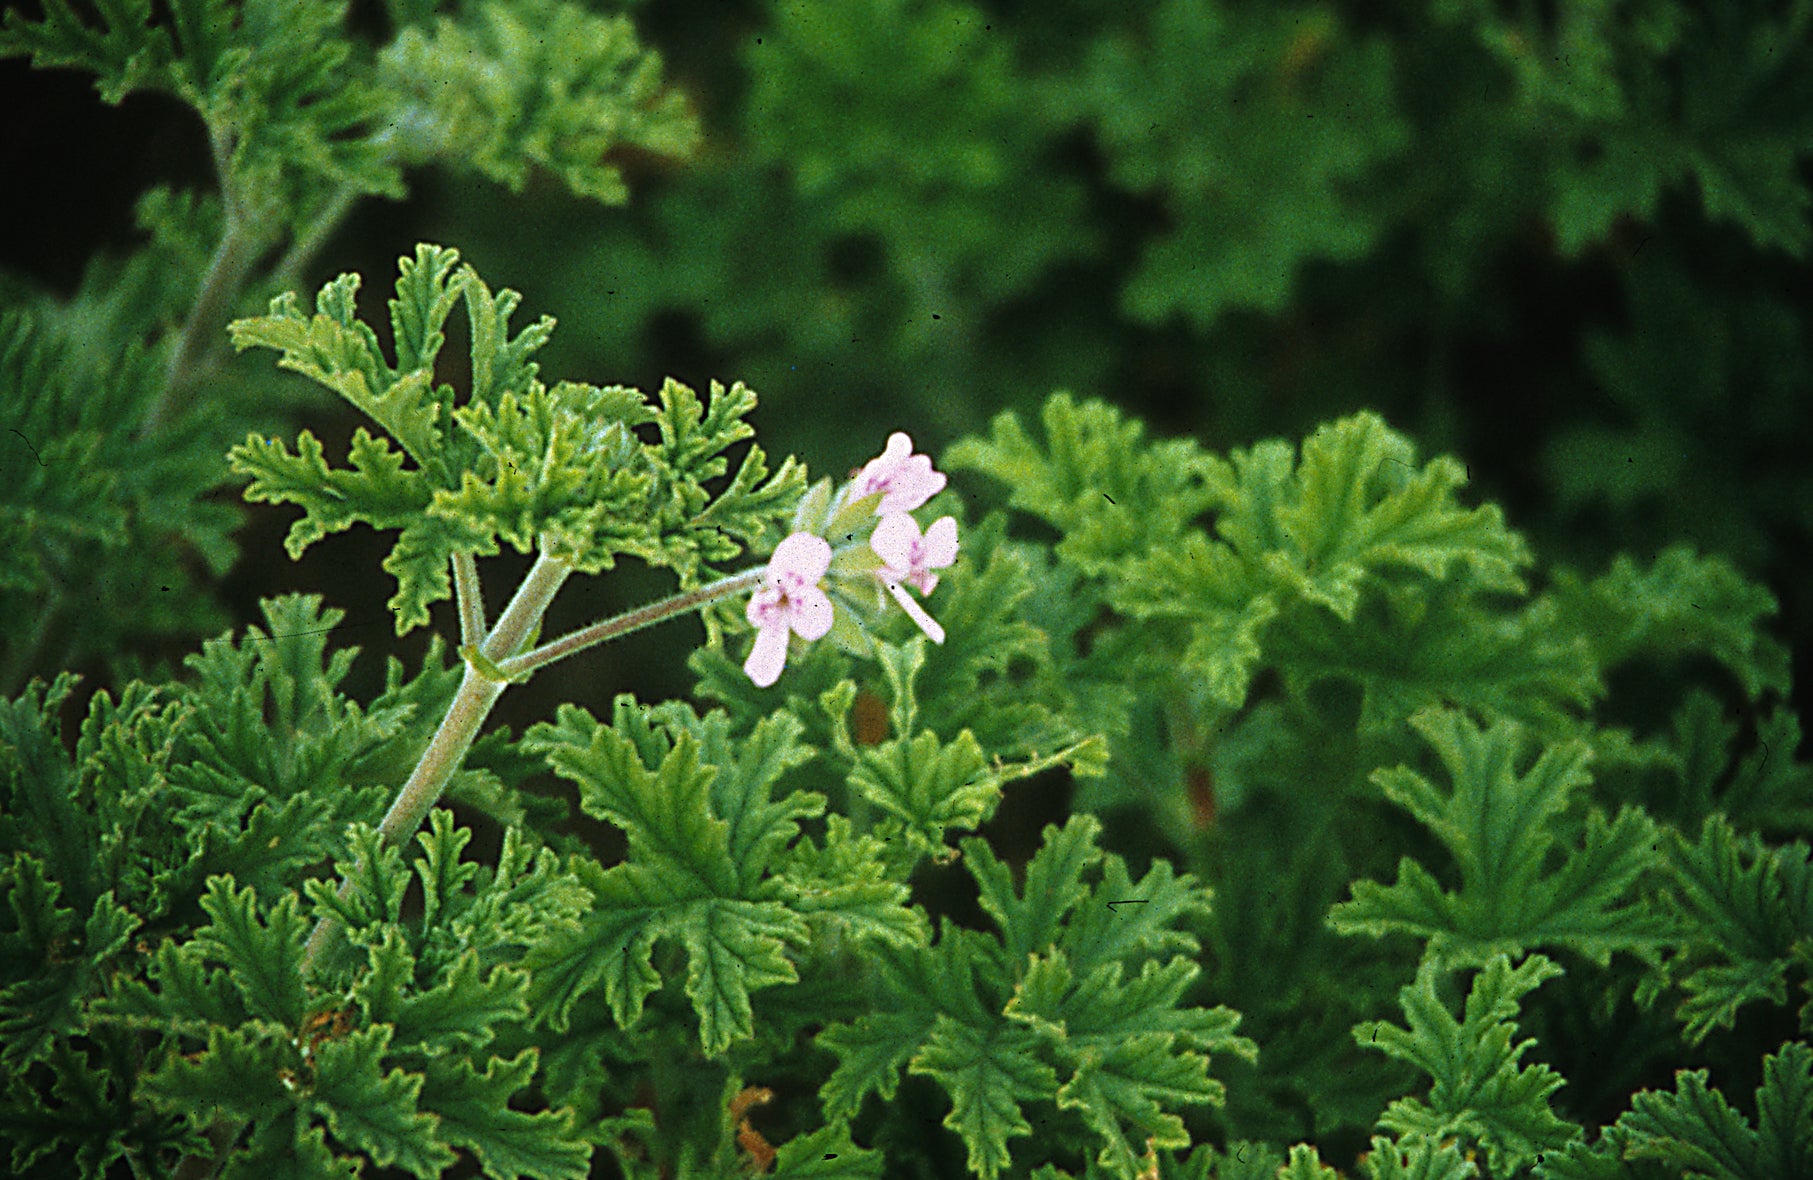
3,3,1811,1180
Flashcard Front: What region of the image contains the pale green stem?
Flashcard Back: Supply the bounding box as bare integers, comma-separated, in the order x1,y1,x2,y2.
177,550,777,1178
297,550,778,975
142,125,260,436
299,551,573,975
496,567,766,679
452,551,486,649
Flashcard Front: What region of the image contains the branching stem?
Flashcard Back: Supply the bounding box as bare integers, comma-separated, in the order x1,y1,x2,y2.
452,552,487,649
297,551,768,975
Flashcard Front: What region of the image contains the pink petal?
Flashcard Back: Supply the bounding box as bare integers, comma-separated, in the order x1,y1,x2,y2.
855,433,946,515
747,584,785,629
884,465,945,515
788,585,836,640
922,516,959,567
771,532,832,580
744,624,791,687
870,513,919,568
878,432,913,465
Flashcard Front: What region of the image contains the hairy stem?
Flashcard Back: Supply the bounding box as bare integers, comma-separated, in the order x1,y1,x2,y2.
299,551,573,975
296,550,773,973
498,566,766,679
452,551,486,648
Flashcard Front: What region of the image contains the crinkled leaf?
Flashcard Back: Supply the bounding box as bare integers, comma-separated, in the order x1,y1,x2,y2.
416,1050,589,1180
374,0,697,204
1331,708,1668,967
1358,954,1579,1174
821,817,1247,1180
945,393,1216,576
523,700,836,1053
308,1024,451,1179
1652,817,1813,1044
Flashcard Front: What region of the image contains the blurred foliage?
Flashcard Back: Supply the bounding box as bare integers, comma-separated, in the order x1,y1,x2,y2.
421,0,1813,697
8,0,1811,708
0,0,696,695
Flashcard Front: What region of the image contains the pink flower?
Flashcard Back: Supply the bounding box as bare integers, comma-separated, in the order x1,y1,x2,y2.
871,513,958,644
850,432,946,516
744,532,835,687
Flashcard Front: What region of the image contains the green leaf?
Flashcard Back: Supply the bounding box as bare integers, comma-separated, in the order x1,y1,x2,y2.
417,1050,589,1180
1358,953,1580,1174
1362,1134,1478,1180
768,1121,884,1179
847,727,995,857
387,947,529,1052
1542,5,1813,257
744,0,1093,303
1330,707,1668,967
0,312,129,592
821,817,1248,1180
436,382,656,568
632,379,806,578
1086,2,1409,325
225,1118,358,1180
308,1024,451,1179
0,305,238,681
1050,959,1233,1172
1553,546,1792,703
524,699,836,1053
0,0,175,104
161,597,411,879
193,877,309,1027
836,638,1103,860
992,823,1250,1175
1121,412,1527,644
0,1035,180,1179
1,1,407,218
374,0,698,203
235,428,431,558
0,674,100,917
231,247,458,473
235,253,805,632
303,824,411,937
945,393,1216,576
1274,1143,1340,1180
1599,1039,1813,1180
905,514,1093,758
910,1016,1055,1179
0,862,139,1072
140,1022,295,1125
1652,817,1813,1044
100,928,244,1037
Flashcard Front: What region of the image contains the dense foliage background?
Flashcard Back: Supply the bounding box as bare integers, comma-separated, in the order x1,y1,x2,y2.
7,0,1810,712
3,1,1811,1178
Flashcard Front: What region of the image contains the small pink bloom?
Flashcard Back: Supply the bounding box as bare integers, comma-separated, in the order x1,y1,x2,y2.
744,532,835,687
850,432,946,516
871,513,958,644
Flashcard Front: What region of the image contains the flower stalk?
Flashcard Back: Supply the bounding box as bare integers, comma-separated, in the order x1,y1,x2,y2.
301,549,575,974
497,566,768,680
298,433,959,975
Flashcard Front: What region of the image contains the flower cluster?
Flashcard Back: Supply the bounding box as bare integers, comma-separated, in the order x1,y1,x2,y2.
742,533,835,688
743,433,958,687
